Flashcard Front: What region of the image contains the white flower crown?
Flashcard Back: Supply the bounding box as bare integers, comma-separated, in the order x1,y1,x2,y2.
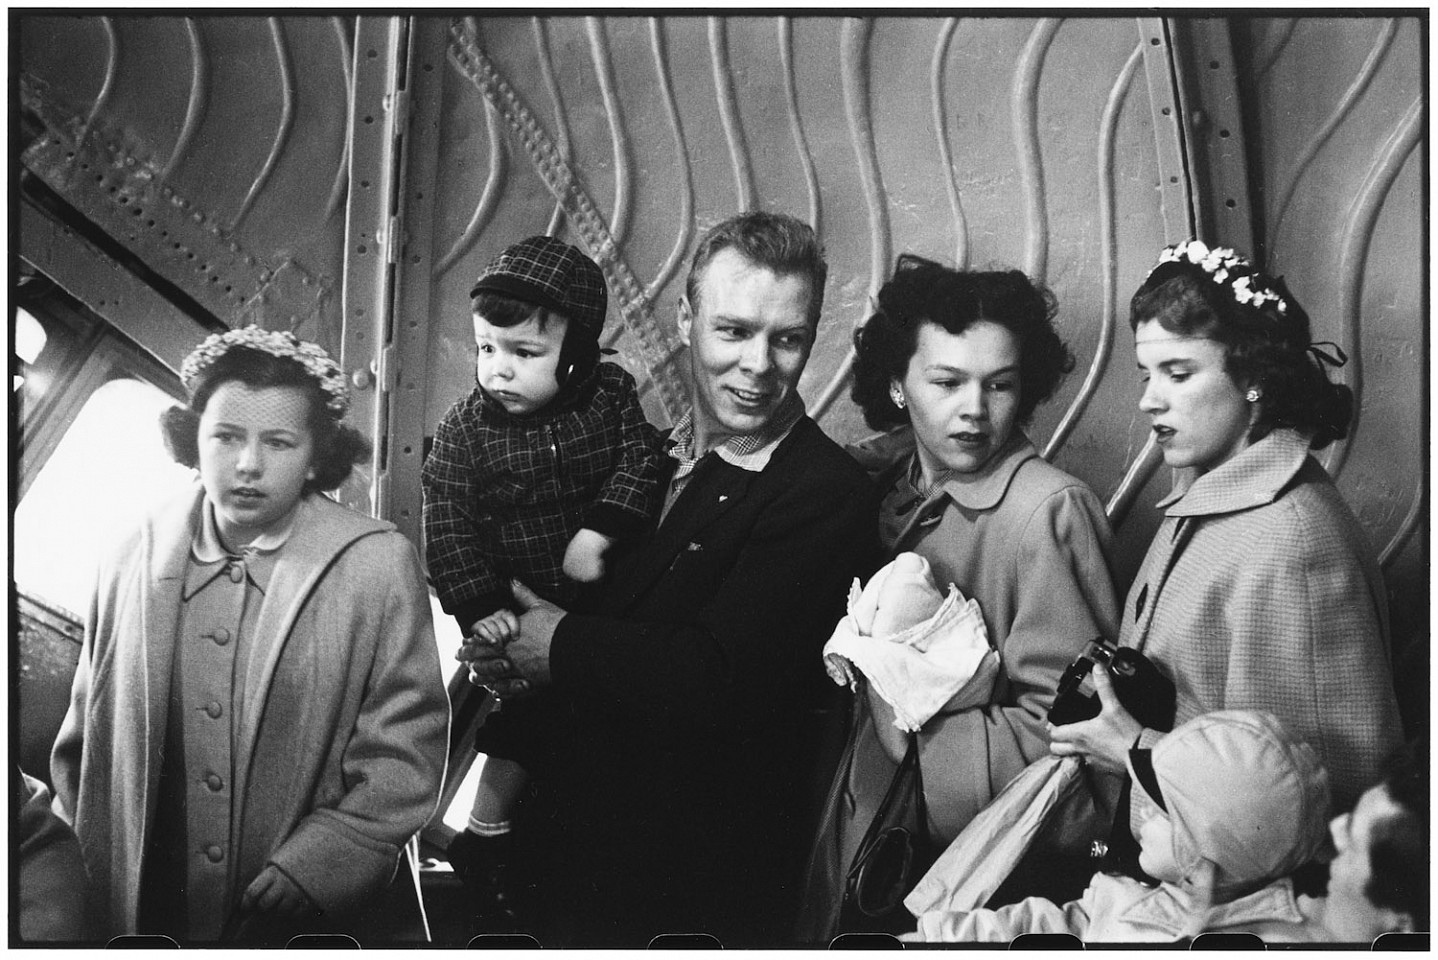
181,325,351,416
1152,239,1289,316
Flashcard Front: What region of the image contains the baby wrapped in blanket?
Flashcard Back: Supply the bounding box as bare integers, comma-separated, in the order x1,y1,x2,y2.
823,552,998,731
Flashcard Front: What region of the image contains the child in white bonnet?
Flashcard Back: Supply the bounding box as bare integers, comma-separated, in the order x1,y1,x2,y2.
907,709,1330,943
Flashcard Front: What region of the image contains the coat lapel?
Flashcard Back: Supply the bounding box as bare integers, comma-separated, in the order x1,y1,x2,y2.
230,497,388,819
605,457,758,613
127,486,201,902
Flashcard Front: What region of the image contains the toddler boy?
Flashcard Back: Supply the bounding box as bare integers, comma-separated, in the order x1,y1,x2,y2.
422,235,663,928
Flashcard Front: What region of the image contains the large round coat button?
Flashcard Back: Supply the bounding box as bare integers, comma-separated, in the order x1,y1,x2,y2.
205,701,223,719
206,773,224,792
210,627,231,646
206,845,224,863
228,564,245,583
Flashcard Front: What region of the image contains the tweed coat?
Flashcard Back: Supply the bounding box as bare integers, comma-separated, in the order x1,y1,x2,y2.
525,415,879,947
50,484,450,941
1122,428,1402,810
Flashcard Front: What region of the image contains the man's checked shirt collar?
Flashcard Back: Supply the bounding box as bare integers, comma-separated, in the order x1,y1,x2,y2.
665,392,806,476
659,393,805,525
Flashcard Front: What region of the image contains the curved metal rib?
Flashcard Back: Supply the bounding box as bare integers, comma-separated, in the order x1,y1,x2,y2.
233,18,295,231
779,17,821,233
1325,96,1422,478
163,18,208,179
435,97,506,276
1106,433,1164,528
811,17,888,423
534,18,571,237
1255,18,1300,79
78,17,120,147
1012,18,1060,280
709,17,754,210
586,18,631,246
931,18,968,268
323,16,352,224
448,17,685,421
1045,42,1143,461
641,17,694,306
1271,18,1397,242
1379,480,1424,569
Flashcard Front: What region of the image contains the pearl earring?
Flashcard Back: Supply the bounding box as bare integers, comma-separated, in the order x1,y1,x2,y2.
890,386,906,410
1245,388,1261,403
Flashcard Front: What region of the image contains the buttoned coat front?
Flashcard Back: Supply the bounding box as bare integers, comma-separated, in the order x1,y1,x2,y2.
797,432,1120,942
50,484,450,941
842,434,1120,847
1123,428,1402,809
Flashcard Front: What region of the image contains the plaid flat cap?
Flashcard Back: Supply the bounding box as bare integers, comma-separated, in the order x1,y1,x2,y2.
470,235,608,336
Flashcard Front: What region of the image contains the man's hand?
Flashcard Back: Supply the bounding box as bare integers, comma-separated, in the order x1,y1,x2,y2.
562,527,614,583
1046,663,1145,773
240,864,320,919
464,580,564,696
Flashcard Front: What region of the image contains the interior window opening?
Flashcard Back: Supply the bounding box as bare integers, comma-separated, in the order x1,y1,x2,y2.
13,377,198,616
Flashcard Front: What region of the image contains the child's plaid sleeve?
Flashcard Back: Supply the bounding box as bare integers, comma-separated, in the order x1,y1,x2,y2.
584,366,664,540
421,405,509,628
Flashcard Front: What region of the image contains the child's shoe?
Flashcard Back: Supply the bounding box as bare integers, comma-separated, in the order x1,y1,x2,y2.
447,830,523,932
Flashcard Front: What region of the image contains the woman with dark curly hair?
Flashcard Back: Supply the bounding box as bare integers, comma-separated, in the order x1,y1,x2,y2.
51,327,449,944
1049,241,1403,833
799,255,1120,938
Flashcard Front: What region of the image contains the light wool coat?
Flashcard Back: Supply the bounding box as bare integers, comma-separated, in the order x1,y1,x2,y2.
50,485,450,940
1124,428,1403,810
798,434,1120,943
854,435,1120,845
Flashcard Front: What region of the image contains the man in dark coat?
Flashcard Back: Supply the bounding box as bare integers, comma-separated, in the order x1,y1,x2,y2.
463,211,877,946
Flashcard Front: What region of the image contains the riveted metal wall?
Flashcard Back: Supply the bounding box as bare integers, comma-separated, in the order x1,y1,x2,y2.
16,15,1426,729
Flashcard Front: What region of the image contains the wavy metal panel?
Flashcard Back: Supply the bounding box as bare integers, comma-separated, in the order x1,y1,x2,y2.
1231,16,1426,726
424,15,1190,586
16,15,1424,630
19,15,353,349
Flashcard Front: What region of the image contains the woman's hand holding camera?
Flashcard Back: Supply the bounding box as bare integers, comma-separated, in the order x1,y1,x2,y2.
1046,664,1144,773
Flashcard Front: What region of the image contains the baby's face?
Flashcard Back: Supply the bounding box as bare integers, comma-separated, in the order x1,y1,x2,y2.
473,309,567,414
1136,801,1183,885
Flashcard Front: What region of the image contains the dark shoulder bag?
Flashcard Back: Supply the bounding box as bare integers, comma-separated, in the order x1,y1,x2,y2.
837,733,937,935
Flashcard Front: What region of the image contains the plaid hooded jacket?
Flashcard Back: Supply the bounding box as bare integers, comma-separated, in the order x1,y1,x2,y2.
422,361,663,629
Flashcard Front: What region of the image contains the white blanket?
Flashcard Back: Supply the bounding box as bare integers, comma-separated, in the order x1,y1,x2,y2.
822,553,997,732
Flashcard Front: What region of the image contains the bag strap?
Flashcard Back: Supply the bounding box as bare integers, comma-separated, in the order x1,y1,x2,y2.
907,733,931,848
848,731,928,876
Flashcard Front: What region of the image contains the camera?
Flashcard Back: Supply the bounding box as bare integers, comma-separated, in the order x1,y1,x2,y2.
1048,638,1176,732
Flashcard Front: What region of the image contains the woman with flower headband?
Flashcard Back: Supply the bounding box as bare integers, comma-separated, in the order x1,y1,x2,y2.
1048,241,1403,864
50,326,450,944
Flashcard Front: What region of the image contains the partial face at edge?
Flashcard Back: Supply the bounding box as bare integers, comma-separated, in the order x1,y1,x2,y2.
1323,784,1414,940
